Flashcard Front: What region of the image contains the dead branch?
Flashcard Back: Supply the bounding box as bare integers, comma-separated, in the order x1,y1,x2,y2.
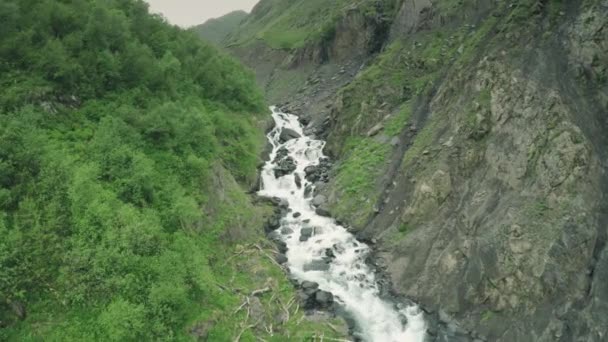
321,338,353,342
234,300,248,315
253,244,282,267
296,314,306,326
250,287,271,297
326,322,341,334
233,324,256,342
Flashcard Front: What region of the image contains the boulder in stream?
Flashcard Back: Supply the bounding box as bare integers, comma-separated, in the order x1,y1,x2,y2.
279,128,301,143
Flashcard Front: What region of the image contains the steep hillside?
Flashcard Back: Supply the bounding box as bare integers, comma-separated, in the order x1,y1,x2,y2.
226,0,608,340
0,0,346,340
193,10,247,45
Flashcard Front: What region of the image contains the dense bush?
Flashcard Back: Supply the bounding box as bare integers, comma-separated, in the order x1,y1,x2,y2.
0,0,265,339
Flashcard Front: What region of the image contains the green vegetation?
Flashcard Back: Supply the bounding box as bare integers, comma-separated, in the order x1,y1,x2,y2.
332,137,390,227
385,102,412,137
229,0,399,49
526,200,551,219
193,10,248,45
398,223,411,234
0,0,344,340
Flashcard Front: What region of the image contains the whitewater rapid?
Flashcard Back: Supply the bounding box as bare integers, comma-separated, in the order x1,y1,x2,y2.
258,106,426,342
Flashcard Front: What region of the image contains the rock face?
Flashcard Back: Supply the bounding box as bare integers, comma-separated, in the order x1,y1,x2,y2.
229,0,608,341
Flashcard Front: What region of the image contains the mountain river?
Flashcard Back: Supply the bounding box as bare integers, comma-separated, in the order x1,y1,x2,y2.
258,106,427,342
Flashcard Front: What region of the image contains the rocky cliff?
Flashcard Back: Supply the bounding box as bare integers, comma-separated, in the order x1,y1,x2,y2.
224,0,608,340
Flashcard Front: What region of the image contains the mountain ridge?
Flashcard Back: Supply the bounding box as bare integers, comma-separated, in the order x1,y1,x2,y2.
193,10,248,45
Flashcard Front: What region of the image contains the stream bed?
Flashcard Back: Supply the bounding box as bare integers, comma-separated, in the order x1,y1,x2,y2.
258,106,427,342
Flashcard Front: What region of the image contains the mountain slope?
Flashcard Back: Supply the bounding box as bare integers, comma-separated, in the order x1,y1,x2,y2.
225,0,608,340
193,10,247,45
0,0,346,340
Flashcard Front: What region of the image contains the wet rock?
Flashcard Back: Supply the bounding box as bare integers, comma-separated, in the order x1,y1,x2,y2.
279,128,301,143
281,227,294,235
294,173,302,188
301,281,319,293
301,227,314,239
264,216,281,233
276,254,288,264
315,291,334,307
303,259,331,272
304,184,313,197
312,195,327,207
274,157,297,178
304,165,321,181
273,147,290,162
298,116,311,126
276,240,288,254
304,158,332,183
293,212,302,218
315,206,331,217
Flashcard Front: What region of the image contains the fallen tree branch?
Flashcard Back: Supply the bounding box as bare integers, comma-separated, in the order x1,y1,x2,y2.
250,287,271,297
233,324,256,342
253,244,282,267
234,299,248,315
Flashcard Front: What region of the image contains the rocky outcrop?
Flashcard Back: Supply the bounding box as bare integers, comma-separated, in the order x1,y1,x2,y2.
229,0,608,340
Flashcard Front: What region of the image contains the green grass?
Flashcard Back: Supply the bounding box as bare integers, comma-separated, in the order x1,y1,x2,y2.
481,310,494,322
526,200,551,219
332,137,391,227
398,223,411,234
401,116,440,170
385,102,413,137
229,0,399,49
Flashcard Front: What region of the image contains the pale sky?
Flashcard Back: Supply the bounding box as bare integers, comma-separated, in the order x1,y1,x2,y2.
144,0,259,27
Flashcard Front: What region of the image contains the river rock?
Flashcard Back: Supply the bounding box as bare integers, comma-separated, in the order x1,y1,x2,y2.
300,227,313,240
315,206,331,217
304,165,320,181
276,240,288,254
281,227,294,235
312,195,327,207
315,291,334,307
293,212,302,218
304,158,332,183
304,184,313,197
301,281,319,293
264,216,280,233
274,156,296,178
279,128,301,143
303,259,330,272
276,254,288,264
298,116,311,126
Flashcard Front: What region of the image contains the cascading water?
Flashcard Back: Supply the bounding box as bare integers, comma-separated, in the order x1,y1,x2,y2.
258,106,427,342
